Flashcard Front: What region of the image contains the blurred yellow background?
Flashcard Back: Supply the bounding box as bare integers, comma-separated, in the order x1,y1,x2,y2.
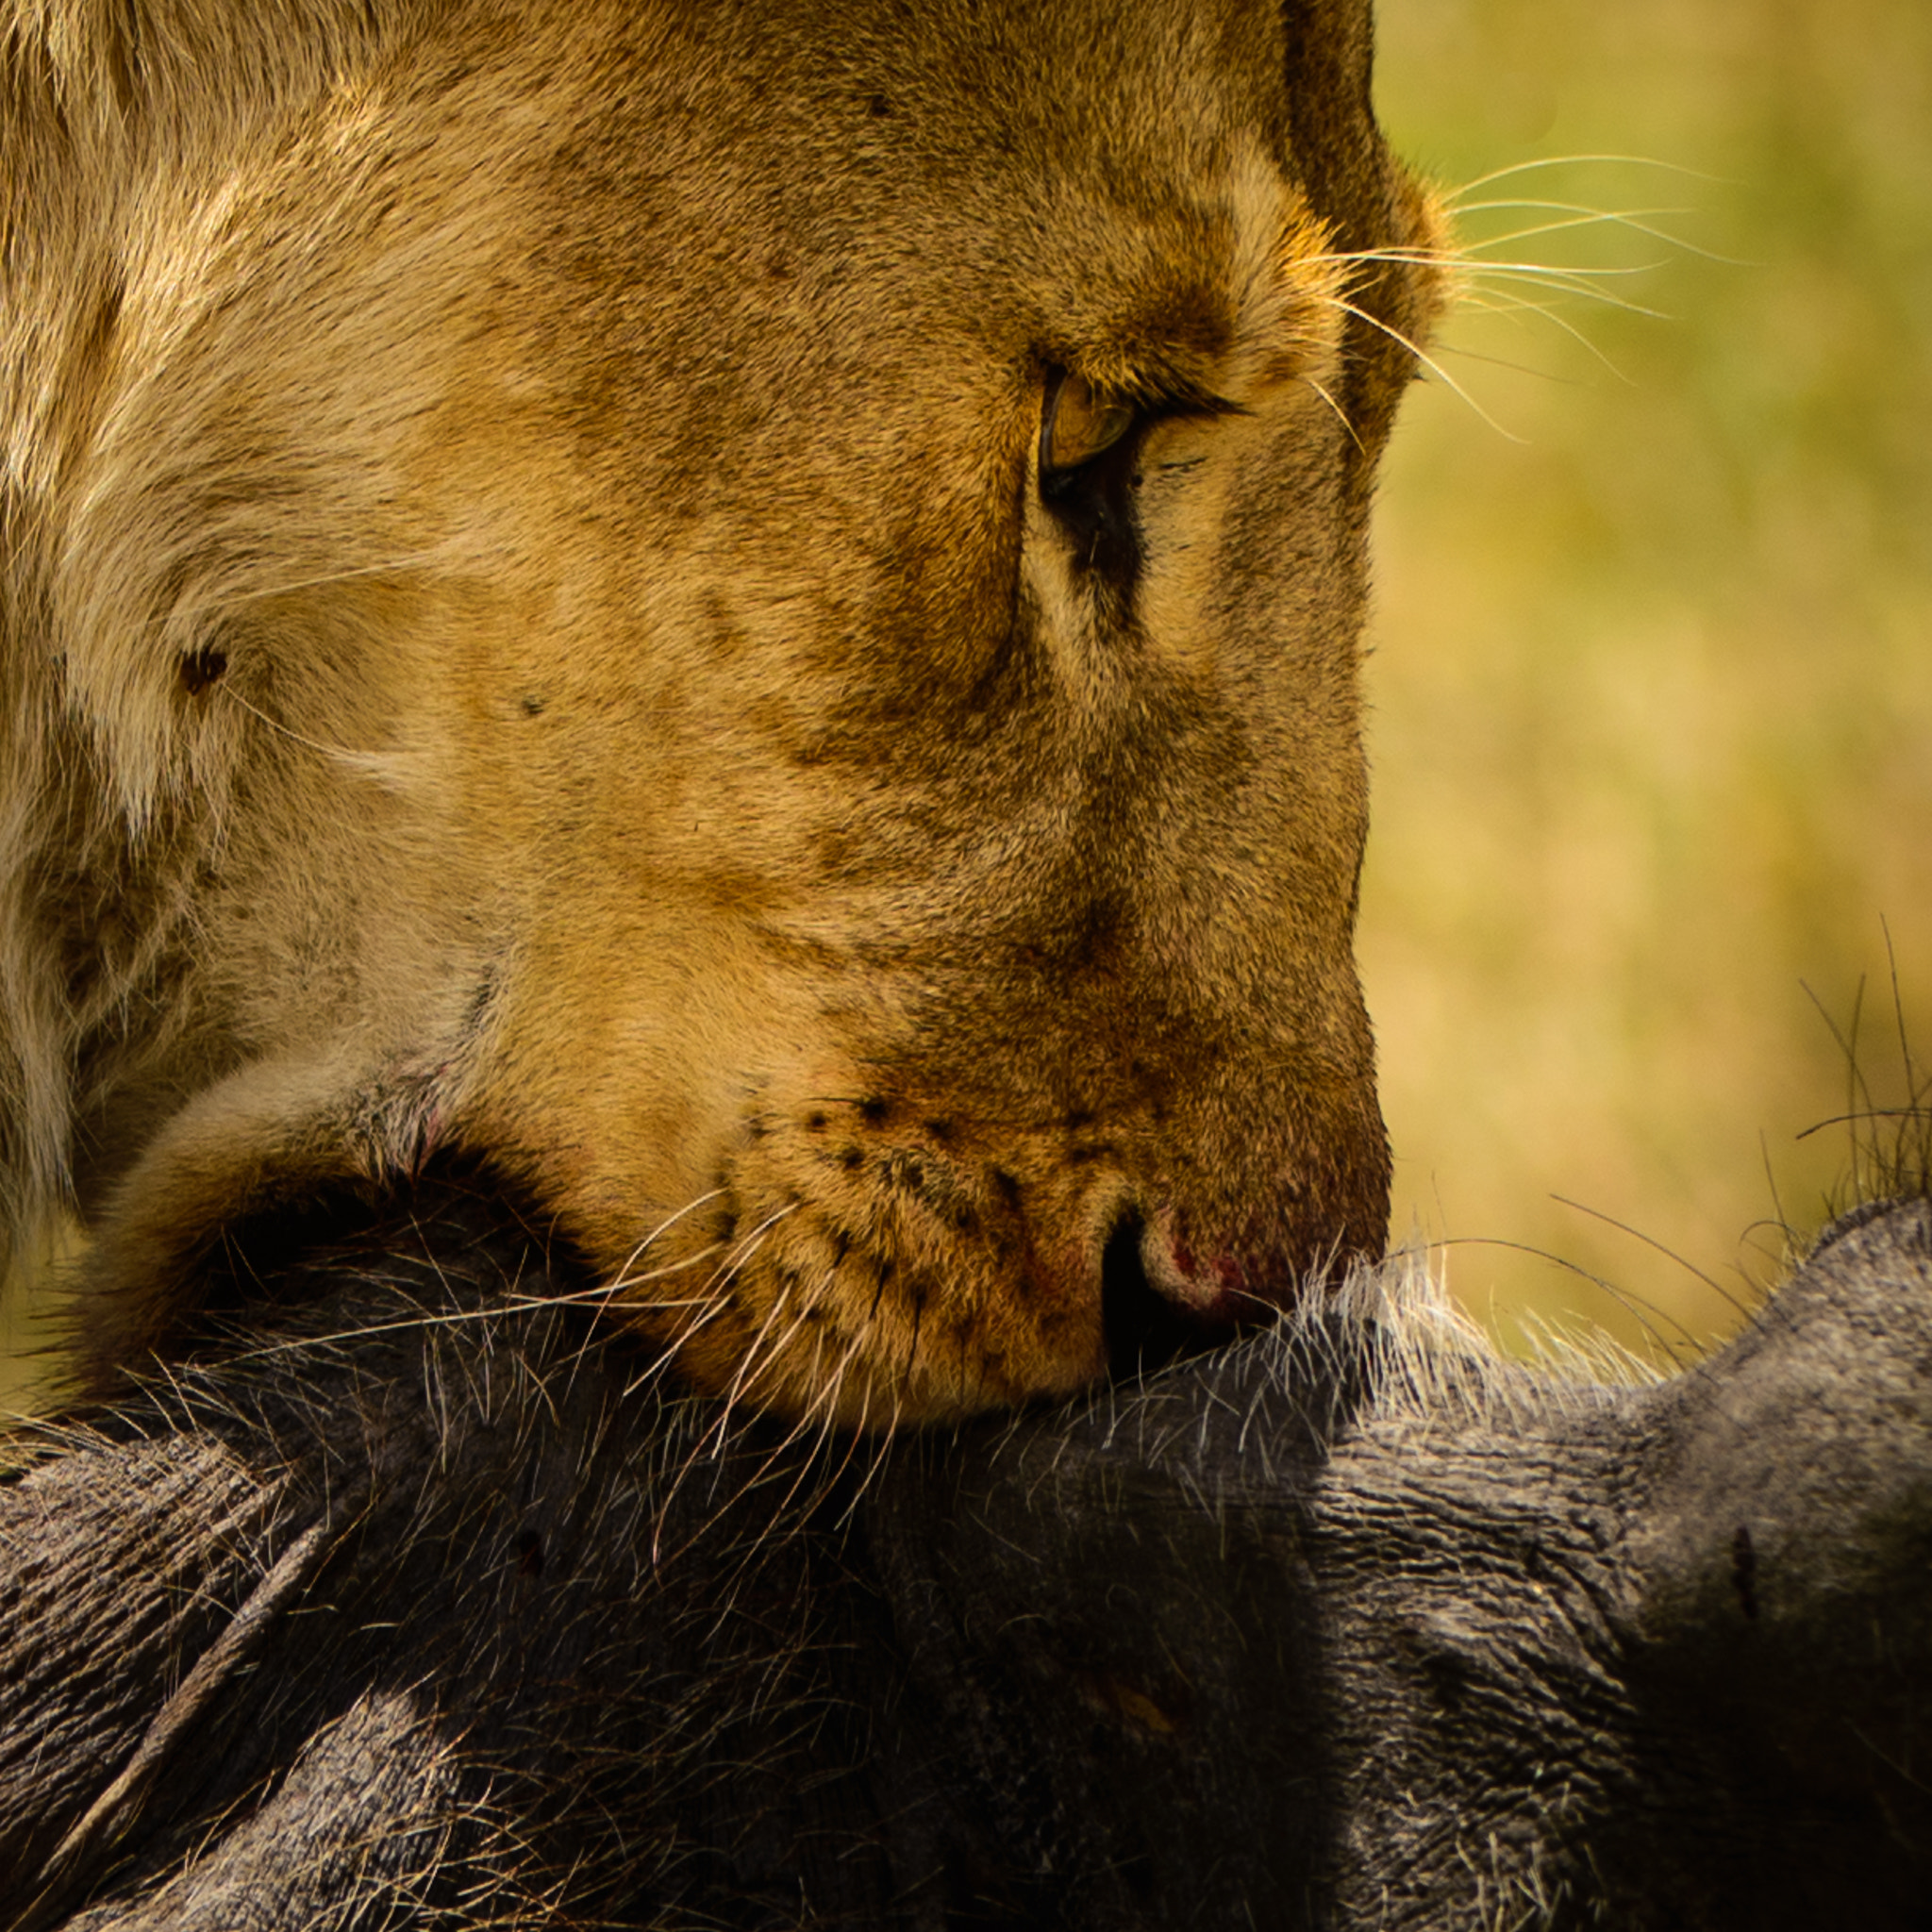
1365,0,1932,1360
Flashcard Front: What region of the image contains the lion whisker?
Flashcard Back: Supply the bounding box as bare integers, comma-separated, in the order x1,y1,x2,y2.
1457,261,1675,311
622,1302,734,1401
644,1254,880,1565
1301,374,1366,454
1320,294,1527,443
854,1382,908,1509
212,1274,726,1365
1311,241,1664,280
1438,153,1724,206
643,1251,801,1557
654,1203,808,1443
1434,300,1637,384
1447,203,1703,257
615,1203,799,1406
1450,196,1695,219
604,1246,730,1293
703,1284,801,1446
1310,245,1673,309
1460,267,1672,315
1313,242,1661,282
214,685,381,764
1418,338,1590,388
725,1304,875,1513
607,1189,727,1288
896,1293,925,1406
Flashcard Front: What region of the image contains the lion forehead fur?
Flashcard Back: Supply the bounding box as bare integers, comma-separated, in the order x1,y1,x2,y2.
1,0,1445,1422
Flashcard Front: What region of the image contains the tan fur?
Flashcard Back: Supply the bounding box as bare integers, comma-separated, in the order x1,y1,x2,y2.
2,0,1446,1422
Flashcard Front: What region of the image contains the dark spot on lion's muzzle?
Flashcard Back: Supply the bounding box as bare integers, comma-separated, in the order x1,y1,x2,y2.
1102,1211,1234,1382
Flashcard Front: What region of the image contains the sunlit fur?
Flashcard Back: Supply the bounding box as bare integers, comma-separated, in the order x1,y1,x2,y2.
1,0,1447,1421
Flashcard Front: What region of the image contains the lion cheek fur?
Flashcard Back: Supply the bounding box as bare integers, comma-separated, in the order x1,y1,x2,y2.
4,0,1439,1420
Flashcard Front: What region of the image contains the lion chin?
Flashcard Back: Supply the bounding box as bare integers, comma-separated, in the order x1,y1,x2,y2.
2,0,1446,1423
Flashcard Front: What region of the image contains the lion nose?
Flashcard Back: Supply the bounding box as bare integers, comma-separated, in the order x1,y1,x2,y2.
1144,1163,1384,1329
1101,1212,1240,1381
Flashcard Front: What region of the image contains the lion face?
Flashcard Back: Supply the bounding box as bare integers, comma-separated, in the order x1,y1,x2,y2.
3,0,1444,1420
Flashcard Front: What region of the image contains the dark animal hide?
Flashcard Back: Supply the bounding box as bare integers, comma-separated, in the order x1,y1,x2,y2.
4,1179,1932,1928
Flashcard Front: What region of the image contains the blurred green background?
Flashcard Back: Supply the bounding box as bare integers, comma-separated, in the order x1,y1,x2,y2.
1364,0,1932,1360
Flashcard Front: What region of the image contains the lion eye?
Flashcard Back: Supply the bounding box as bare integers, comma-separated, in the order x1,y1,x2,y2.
1041,372,1137,477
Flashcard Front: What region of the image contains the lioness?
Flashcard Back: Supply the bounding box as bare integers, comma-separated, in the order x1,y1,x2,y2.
1,0,1444,1424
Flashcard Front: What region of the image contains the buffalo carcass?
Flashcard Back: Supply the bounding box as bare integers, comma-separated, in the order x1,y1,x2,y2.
4,1176,1932,1929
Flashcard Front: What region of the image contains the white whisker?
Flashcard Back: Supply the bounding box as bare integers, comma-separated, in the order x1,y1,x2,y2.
1302,374,1366,453
617,1201,798,1403
1442,297,1636,382
606,1189,726,1288
1440,154,1725,205
216,685,375,763
1324,294,1527,443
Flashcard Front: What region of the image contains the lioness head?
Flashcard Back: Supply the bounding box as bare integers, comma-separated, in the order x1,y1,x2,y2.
2,0,1444,1422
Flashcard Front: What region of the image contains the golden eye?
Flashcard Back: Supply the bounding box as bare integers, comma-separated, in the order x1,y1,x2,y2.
1041,372,1137,476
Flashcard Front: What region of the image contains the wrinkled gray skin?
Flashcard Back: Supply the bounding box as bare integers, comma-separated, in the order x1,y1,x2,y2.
4,1183,1932,1930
